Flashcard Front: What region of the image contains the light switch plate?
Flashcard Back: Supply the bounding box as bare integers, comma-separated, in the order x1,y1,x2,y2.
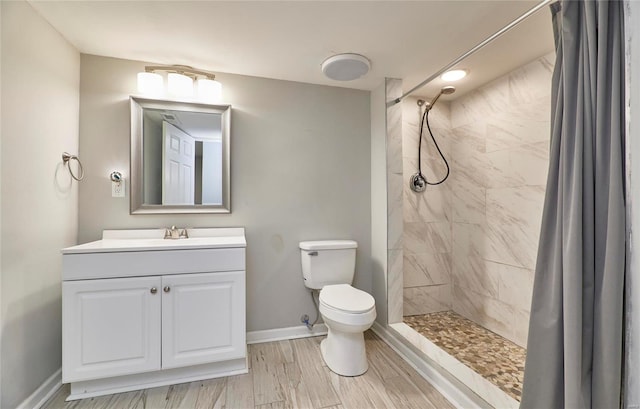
112,180,125,198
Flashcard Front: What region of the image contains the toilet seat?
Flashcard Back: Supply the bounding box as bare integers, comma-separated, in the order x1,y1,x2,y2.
319,284,375,313
319,284,376,327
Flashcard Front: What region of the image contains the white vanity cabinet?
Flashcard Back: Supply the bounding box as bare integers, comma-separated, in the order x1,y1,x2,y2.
63,276,162,382
161,271,245,369
61,228,247,401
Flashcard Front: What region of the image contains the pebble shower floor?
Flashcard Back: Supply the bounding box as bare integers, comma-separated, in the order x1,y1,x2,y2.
404,311,526,401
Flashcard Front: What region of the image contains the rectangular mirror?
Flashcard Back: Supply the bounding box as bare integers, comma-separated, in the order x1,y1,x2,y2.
130,96,231,214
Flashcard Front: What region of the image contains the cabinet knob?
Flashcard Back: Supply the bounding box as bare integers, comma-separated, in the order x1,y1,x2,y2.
164,286,171,293
150,287,157,294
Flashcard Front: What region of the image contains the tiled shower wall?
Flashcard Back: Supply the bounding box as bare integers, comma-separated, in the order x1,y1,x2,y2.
387,78,405,324
401,99,453,316
402,53,553,347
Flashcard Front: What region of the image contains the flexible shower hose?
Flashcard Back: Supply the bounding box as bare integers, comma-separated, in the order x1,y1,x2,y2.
417,107,450,185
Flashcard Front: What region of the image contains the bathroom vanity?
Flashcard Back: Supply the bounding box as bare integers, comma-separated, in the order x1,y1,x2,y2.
61,228,246,400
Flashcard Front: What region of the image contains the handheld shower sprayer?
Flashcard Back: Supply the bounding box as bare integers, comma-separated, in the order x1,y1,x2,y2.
424,85,456,111
410,86,456,193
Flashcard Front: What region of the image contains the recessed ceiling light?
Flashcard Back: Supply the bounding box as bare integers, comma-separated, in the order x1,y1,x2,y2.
441,69,468,82
321,53,371,81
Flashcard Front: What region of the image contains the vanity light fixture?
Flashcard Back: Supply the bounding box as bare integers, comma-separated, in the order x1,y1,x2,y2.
441,69,468,82
137,65,223,102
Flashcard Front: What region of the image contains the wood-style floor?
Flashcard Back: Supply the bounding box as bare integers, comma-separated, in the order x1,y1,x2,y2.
43,331,455,409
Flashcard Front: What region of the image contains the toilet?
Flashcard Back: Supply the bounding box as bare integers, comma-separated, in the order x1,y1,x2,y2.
299,240,376,376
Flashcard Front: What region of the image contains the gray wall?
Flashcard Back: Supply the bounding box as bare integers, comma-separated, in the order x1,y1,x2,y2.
78,54,372,332
1,1,80,407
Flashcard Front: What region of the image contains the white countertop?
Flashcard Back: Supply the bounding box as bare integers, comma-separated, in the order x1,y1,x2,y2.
62,228,246,254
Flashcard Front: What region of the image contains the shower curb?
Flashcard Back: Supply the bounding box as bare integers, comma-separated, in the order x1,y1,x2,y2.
371,321,490,409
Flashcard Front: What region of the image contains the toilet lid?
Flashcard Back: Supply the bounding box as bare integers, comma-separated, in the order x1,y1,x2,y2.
320,284,375,313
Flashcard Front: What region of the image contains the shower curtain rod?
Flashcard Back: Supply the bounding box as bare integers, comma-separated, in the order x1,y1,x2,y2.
389,0,553,106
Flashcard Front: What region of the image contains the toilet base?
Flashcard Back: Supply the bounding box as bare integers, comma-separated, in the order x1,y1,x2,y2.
320,327,368,377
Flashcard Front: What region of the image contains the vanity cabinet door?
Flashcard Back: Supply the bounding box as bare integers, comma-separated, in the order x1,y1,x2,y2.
161,271,246,369
62,276,162,382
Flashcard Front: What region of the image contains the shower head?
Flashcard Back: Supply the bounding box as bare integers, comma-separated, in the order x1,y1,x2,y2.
441,85,456,95
426,86,456,110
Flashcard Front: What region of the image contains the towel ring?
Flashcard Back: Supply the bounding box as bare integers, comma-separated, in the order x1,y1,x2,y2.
62,152,84,181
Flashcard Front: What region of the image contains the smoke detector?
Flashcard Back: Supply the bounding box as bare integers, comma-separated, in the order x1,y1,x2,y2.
321,53,371,81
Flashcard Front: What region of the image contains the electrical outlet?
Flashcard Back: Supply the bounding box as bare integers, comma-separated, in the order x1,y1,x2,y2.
112,180,125,198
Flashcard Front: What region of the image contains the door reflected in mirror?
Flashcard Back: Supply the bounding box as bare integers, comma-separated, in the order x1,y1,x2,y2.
131,97,231,214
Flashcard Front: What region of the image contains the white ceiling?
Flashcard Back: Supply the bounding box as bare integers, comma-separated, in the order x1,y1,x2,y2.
29,1,555,101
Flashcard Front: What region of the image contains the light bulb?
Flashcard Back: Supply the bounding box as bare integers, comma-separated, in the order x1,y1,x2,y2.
167,73,194,97
137,72,163,96
197,78,222,103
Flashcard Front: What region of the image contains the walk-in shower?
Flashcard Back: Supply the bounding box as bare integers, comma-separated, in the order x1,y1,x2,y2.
409,86,455,193
397,52,553,404
384,2,555,404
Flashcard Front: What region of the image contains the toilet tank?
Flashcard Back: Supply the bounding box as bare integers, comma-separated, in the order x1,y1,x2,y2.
299,240,358,290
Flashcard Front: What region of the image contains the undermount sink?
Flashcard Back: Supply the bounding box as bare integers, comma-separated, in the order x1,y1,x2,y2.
62,228,246,254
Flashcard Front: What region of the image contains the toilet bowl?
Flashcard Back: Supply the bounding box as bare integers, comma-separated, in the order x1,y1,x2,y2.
299,240,376,376
318,284,376,376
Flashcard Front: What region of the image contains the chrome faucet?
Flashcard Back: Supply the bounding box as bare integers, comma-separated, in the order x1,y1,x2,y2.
164,226,189,239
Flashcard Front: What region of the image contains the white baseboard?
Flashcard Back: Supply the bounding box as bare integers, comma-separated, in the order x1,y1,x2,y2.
371,322,488,409
247,324,327,344
16,368,62,409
